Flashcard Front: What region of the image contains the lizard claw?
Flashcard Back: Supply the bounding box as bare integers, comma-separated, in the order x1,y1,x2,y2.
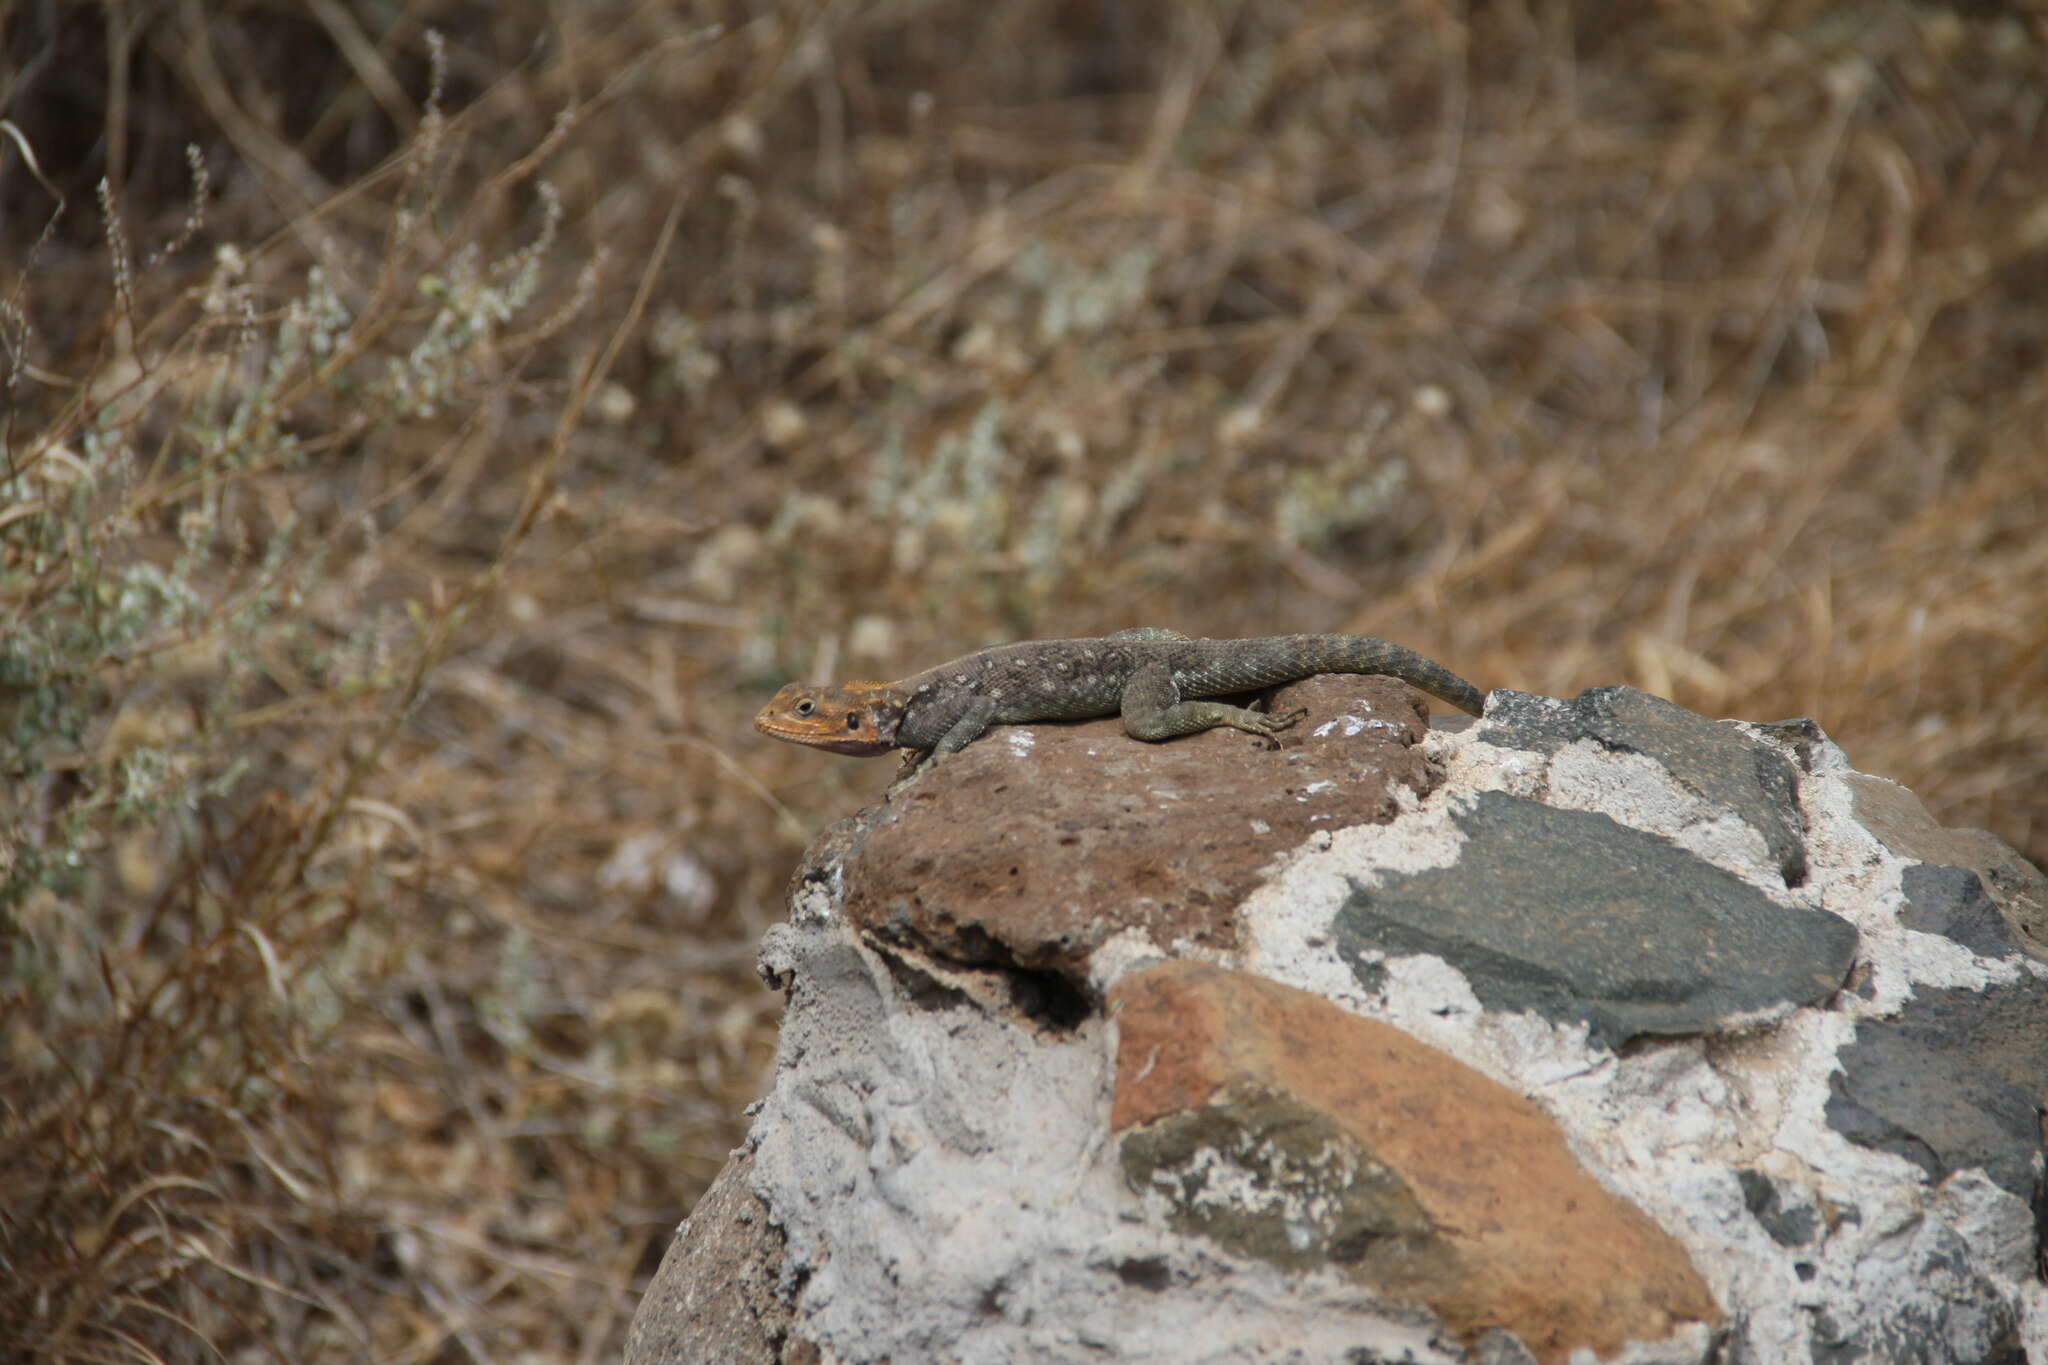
1253,707,1309,742
1238,707,1308,747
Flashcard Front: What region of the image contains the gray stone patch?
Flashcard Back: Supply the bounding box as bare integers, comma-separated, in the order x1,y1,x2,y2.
1734,1170,1820,1248
1473,689,1586,753
1119,1084,1441,1278
1470,1332,1541,1365
1900,864,2025,959
1807,1220,2024,1364
1846,772,2048,958
1480,686,1809,884
1826,976,2048,1203
1335,791,1857,1051
1745,716,1829,772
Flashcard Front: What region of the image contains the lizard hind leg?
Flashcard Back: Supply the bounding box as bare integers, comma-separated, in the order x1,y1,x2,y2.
1120,659,1305,745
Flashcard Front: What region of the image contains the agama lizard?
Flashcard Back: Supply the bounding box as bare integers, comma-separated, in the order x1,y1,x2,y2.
753,628,1485,759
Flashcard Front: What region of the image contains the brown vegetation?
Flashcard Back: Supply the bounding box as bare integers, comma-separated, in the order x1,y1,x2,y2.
2,1,2042,1359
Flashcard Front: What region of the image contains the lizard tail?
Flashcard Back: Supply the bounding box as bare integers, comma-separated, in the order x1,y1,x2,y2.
1187,638,1490,716
1359,639,1487,716
1240,635,1488,715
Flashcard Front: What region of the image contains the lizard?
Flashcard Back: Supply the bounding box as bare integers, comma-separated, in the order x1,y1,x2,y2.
753,628,1486,759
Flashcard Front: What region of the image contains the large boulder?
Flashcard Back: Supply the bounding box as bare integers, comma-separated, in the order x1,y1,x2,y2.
628,675,2048,1363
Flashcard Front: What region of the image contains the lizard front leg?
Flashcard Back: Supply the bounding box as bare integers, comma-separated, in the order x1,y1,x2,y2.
1119,660,1307,745
891,696,996,781
928,693,1001,757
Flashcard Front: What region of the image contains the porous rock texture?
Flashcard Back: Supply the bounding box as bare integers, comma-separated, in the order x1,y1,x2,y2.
626,675,2048,1364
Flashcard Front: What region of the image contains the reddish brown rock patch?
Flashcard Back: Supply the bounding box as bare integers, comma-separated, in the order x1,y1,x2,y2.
1110,961,1720,1363
839,675,1440,981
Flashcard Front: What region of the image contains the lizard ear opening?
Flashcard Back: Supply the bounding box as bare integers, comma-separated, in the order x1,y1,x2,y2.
863,702,901,747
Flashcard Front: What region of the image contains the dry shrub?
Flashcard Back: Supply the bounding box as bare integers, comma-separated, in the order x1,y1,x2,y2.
1,1,2043,1360
0,19,674,1360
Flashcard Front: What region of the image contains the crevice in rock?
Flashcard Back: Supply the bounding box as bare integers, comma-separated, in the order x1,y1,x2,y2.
872,948,976,1013
868,936,1094,1034
1004,963,1091,1032
1112,1256,1172,1291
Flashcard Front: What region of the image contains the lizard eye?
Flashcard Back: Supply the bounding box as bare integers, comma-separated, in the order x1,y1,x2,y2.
795,699,815,716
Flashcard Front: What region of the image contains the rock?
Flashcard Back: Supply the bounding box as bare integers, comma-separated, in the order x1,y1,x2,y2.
1805,1216,2027,1364
1899,863,2027,960
1845,772,2048,957
1825,977,2048,1201
1109,961,1720,1361
1333,791,1858,1050
622,1148,800,1363
1483,686,1809,884
628,677,2048,1365
838,673,1440,981
1734,1170,1822,1248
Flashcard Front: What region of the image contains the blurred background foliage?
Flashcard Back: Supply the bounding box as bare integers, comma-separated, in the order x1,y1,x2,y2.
1,0,2043,1358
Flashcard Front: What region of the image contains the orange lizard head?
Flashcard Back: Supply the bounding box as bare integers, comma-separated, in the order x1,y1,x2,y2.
753,682,905,756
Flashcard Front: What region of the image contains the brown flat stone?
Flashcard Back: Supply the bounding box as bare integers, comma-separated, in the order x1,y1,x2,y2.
1109,961,1720,1363
625,1148,811,1365
838,674,1441,983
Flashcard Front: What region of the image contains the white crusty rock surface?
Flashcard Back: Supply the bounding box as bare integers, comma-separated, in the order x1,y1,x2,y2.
626,677,2048,1364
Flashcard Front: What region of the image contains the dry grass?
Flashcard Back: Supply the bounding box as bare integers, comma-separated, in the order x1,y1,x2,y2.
1,1,2043,1360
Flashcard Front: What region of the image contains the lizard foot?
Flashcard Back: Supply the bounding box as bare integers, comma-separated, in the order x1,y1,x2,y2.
1267,706,1309,730
1229,706,1308,746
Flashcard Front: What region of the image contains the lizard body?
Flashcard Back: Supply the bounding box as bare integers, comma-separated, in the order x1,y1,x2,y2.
754,628,1485,758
